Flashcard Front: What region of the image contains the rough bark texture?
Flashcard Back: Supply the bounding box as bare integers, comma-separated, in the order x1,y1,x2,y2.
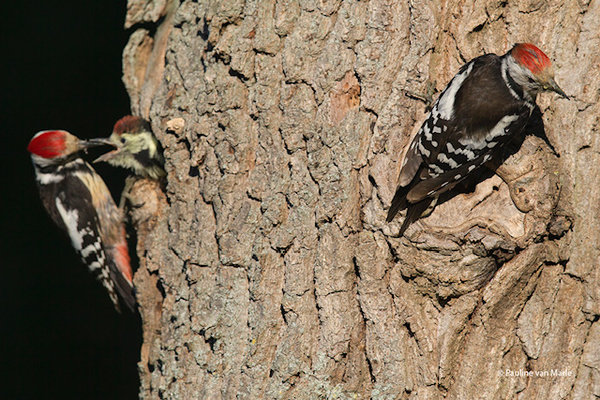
122,0,600,398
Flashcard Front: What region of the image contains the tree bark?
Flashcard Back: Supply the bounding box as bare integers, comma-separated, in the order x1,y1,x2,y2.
123,0,600,398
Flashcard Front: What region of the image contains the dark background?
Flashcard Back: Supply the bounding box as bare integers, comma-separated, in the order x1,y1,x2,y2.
1,2,140,398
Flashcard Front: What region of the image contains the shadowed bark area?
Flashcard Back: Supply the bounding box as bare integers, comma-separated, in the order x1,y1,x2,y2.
122,0,600,398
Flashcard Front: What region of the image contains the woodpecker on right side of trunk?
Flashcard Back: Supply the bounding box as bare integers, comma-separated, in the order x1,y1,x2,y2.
387,43,569,235
94,116,166,181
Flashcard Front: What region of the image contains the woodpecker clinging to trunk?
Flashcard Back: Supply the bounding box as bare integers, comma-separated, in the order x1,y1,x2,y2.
28,130,135,312
94,116,166,181
387,43,569,235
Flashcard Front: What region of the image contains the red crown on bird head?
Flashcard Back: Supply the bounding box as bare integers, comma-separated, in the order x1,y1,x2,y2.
113,115,150,135
511,43,552,75
27,130,68,159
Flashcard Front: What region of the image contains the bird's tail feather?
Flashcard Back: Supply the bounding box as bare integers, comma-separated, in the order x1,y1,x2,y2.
386,184,410,222
398,199,433,236
109,263,136,312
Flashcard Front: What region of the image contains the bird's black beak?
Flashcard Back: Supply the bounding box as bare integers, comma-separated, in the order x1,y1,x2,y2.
84,138,116,148
548,78,569,100
78,138,115,154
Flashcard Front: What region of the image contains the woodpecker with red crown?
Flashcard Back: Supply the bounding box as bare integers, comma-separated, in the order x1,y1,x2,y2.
27,130,135,311
94,116,166,181
387,43,569,235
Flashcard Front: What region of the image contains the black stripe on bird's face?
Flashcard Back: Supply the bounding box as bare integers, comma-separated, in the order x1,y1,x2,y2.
134,149,157,169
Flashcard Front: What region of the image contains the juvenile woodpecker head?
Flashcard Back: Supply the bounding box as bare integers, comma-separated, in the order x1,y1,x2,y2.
93,116,166,180
504,43,568,100
28,130,104,167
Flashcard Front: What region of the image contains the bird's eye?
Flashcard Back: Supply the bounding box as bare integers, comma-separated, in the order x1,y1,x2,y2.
527,77,536,84
120,137,126,144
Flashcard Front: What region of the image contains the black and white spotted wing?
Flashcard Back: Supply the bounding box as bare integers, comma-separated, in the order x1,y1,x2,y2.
36,160,127,310
388,53,534,223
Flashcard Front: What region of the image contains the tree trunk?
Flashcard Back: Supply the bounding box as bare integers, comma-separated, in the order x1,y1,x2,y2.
122,0,600,398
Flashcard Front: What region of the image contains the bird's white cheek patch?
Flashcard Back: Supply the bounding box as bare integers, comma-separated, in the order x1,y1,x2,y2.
36,172,64,184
